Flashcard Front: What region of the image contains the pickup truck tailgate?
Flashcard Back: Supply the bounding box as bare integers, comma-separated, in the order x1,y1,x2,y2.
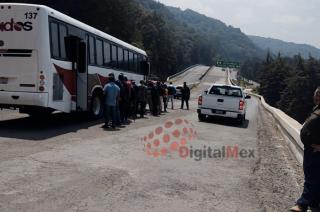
202,95,240,112
201,85,244,112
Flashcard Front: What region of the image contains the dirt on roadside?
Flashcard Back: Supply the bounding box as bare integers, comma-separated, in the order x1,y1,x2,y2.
250,104,304,211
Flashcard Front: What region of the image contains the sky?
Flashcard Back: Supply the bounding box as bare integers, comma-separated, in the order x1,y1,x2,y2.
158,0,320,48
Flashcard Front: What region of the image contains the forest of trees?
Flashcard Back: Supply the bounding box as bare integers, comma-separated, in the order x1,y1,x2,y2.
0,0,264,79
240,53,320,123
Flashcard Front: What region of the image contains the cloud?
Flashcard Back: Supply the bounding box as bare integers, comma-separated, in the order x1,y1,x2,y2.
158,0,320,48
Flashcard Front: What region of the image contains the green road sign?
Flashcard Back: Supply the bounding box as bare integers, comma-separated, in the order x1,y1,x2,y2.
216,60,240,68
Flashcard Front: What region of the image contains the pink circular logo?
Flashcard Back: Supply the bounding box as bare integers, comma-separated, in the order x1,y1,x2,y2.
142,119,198,158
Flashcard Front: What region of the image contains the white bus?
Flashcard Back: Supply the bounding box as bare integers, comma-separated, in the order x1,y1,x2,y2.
0,3,149,118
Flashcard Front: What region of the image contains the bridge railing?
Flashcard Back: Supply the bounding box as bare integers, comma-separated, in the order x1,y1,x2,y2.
166,64,200,82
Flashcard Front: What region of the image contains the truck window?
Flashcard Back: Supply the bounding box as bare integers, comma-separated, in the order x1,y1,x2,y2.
209,86,242,97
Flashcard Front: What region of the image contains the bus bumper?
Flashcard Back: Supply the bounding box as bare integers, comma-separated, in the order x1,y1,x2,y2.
0,91,48,109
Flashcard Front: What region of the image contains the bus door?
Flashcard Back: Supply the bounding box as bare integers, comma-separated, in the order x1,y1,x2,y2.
65,36,88,111
76,41,88,111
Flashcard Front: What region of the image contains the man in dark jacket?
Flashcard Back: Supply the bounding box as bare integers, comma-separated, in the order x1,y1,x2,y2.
151,82,159,116
137,80,147,118
115,74,125,125
291,87,320,212
131,80,139,119
180,82,190,110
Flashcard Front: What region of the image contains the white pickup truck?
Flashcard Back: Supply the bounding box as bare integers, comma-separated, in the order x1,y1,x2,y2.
197,84,251,124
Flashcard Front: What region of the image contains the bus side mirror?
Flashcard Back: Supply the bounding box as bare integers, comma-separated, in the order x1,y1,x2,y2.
204,90,208,95
141,61,150,76
78,42,87,73
245,95,251,99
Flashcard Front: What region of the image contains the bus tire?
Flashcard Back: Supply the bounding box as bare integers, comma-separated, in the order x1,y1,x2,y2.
90,92,104,119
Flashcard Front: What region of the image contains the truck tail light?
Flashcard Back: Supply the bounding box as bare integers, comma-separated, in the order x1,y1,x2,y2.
239,100,244,110
198,95,203,105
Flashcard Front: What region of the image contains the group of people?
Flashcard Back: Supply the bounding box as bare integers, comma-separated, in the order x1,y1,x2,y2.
102,73,191,129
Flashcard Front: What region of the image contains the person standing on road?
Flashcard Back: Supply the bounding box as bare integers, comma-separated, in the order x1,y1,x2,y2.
180,82,190,110
131,80,139,119
167,82,176,110
122,76,131,123
291,87,320,212
151,82,159,116
146,81,153,115
115,74,125,125
162,84,168,112
137,80,147,118
156,81,163,115
103,73,120,129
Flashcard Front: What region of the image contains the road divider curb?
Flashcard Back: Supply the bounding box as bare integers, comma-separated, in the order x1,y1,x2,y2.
199,66,213,81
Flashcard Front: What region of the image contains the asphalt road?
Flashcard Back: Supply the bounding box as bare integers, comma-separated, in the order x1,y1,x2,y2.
0,66,303,212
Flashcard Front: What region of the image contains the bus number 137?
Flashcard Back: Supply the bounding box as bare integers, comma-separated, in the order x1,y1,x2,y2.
25,12,37,19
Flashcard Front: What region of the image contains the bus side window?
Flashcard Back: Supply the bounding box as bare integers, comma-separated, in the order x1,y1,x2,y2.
96,39,103,66
88,36,95,65
103,41,111,67
123,50,128,71
50,22,60,58
129,51,133,72
111,45,117,68
59,25,67,59
118,47,123,70
134,54,138,73
137,55,142,74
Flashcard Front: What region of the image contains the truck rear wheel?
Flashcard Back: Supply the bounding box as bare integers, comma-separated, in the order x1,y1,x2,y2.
198,113,206,122
237,114,245,125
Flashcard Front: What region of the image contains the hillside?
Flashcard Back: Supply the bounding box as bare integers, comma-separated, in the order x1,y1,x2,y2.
136,0,264,63
249,35,320,59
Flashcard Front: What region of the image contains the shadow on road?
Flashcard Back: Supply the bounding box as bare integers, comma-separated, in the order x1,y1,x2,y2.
201,117,250,129
0,112,103,141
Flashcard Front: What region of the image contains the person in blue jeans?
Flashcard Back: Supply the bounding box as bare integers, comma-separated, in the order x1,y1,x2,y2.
103,73,120,129
167,82,176,110
291,87,320,212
